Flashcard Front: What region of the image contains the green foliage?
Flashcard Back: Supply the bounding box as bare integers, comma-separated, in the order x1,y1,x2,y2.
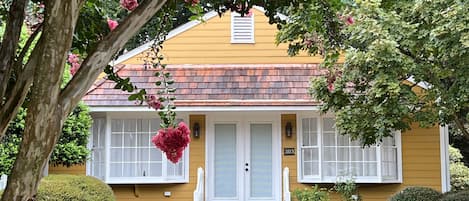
278,0,469,145
449,146,469,191
450,146,464,163
442,191,469,201
0,103,91,174
334,179,361,201
389,187,442,201
294,185,330,201
35,174,115,201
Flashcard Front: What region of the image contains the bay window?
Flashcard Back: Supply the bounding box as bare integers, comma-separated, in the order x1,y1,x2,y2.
88,115,189,184
298,116,402,183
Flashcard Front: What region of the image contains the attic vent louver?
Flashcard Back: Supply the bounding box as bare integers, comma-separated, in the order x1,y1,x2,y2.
231,12,255,43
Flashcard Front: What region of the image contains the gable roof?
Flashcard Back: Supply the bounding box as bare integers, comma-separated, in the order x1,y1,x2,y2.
83,64,322,107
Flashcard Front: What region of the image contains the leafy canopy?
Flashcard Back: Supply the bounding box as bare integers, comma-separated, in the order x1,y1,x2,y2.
278,0,469,146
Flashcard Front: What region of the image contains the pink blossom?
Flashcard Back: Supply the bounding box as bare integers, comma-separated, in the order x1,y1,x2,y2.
152,122,191,163
346,16,354,25
107,19,118,31
184,0,200,6
120,0,139,11
327,83,335,92
67,54,79,64
70,62,80,76
146,95,162,110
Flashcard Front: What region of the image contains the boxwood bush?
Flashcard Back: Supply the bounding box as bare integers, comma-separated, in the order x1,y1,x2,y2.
441,191,469,201
36,174,115,201
389,186,442,201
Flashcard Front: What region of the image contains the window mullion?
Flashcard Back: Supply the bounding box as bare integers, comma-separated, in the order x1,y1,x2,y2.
377,142,382,182
105,114,111,182
318,117,323,181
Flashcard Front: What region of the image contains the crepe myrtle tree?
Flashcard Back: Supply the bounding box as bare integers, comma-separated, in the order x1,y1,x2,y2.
276,0,468,146
0,0,345,200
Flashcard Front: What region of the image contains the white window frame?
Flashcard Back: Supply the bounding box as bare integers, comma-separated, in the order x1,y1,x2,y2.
297,113,402,183
231,12,255,44
87,112,190,184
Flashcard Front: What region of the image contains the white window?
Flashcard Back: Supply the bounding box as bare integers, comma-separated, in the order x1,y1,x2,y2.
88,116,189,184
231,12,255,43
298,116,402,183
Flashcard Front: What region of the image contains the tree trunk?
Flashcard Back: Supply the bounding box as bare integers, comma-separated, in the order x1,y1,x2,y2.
0,0,80,200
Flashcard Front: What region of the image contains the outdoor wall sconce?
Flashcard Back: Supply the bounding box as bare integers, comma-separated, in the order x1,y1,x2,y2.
285,122,293,137
193,122,200,138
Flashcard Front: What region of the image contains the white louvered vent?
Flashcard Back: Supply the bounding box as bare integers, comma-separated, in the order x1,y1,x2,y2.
231,12,255,43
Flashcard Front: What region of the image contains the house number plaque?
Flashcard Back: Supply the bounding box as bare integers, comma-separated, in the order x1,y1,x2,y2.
284,148,295,155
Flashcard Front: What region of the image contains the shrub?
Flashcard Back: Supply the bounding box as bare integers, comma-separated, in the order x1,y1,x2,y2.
294,185,330,201
441,191,469,201
36,174,115,201
389,186,442,201
334,178,361,201
449,146,469,191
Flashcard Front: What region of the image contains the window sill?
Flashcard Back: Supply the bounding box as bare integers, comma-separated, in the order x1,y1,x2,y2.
105,177,188,184
298,177,402,184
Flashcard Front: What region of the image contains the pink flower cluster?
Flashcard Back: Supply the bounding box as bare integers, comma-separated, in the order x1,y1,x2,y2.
120,0,139,11
107,19,118,31
338,14,354,25
67,53,81,76
146,95,162,110
152,122,191,163
184,0,200,6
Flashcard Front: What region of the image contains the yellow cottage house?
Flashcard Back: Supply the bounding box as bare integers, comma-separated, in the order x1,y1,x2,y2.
50,7,450,201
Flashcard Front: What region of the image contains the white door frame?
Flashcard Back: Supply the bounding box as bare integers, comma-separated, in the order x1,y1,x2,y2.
205,112,281,201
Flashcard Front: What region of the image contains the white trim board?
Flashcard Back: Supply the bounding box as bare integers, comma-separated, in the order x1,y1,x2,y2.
89,105,320,112
440,125,450,192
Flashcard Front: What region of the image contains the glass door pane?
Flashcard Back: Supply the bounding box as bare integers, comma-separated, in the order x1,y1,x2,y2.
249,124,273,198
214,124,238,198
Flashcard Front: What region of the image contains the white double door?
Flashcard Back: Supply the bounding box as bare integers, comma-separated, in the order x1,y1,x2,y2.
207,114,281,201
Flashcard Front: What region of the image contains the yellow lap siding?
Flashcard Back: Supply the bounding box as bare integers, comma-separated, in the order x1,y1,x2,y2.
282,114,442,201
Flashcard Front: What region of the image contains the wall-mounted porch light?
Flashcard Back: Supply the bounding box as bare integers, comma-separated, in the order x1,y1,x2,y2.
193,122,200,138
285,122,293,137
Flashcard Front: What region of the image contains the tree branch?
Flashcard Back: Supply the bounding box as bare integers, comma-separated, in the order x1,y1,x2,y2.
453,114,469,140
59,0,168,115
13,23,43,75
0,0,28,103
0,40,41,139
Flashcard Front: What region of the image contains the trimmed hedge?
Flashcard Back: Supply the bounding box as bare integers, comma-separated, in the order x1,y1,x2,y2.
389,186,442,201
441,191,469,201
36,174,115,201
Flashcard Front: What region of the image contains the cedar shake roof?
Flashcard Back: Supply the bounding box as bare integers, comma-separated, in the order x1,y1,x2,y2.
83,64,325,107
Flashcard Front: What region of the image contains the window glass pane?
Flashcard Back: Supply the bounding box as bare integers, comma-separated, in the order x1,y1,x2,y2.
323,162,336,176
137,119,150,132
123,148,136,162
137,162,149,177
364,163,377,176
363,148,377,161
150,119,160,132
302,118,317,146
111,119,122,132
323,118,335,132
111,133,122,147
124,133,136,147
323,133,335,146
338,135,349,146
149,163,163,177
150,148,163,162
350,162,363,176
138,148,149,162
124,119,136,132
250,124,273,198
138,133,150,147
110,148,122,162
110,163,122,177
350,148,363,161
323,147,336,161
338,147,349,161
214,124,237,198
123,163,137,177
